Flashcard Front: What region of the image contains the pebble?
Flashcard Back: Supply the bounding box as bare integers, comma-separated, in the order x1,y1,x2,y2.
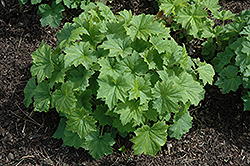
8,152,14,160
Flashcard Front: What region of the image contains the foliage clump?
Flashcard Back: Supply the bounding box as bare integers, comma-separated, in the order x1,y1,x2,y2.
24,2,215,159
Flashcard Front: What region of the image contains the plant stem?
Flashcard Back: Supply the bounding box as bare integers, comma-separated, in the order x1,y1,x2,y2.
100,125,104,137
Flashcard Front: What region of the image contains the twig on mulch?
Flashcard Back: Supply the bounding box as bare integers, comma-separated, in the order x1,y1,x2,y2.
15,102,43,127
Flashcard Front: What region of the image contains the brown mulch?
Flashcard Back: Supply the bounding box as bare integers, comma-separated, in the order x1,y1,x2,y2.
1,0,250,165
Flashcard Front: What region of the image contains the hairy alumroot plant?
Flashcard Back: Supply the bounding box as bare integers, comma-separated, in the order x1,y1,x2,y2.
24,2,214,159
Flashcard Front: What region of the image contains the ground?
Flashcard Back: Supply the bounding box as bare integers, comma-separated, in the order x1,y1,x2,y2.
1,0,250,165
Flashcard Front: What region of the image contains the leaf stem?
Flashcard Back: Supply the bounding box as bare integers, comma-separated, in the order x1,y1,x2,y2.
100,125,104,137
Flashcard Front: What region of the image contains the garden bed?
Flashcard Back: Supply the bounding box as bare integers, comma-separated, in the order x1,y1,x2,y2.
1,0,250,165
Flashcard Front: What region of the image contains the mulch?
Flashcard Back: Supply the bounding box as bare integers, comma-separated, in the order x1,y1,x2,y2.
1,0,250,165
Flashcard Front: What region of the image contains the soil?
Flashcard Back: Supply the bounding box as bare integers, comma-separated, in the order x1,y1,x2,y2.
1,0,250,165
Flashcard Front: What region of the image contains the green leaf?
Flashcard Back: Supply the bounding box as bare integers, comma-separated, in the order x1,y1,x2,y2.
112,118,135,134
64,42,97,69
97,75,131,110
242,92,250,111
52,117,67,139
212,47,235,72
130,121,168,156
100,20,126,35
98,57,124,79
24,77,36,108
126,14,162,41
168,102,193,140
152,80,182,120
66,107,96,139
119,51,148,79
118,9,132,25
201,0,221,12
80,2,97,11
75,90,92,112
48,66,66,87
96,2,116,20
129,76,152,104
92,105,113,126
159,0,187,16
224,22,244,34
100,34,133,58
114,100,147,126
213,10,236,22
176,4,208,37
144,101,158,122
178,44,195,71
196,62,215,85
56,0,62,4
201,38,216,57
215,65,241,93
31,0,42,5
56,22,88,49
63,0,81,8
68,65,94,91
33,81,52,112
242,37,250,57
83,131,115,159
30,41,54,83
38,2,65,28
131,38,152,53
53,83,77,114
63,129,84,149
73,13,104,47
231,38,250,67
149,36,169,54
240,25,250,35
175,71,204,106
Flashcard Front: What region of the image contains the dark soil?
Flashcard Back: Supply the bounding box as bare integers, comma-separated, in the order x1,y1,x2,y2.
1,0,250,165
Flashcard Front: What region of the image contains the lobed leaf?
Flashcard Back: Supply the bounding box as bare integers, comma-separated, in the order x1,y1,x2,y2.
33,81,52,112
168,103,193,140
63,129,85,149
75,90,93,112
196,62,215,85
100,34,133,58
152,80,182,120
176,4,207,37
126,14,162,41
38,2,65,28
129,76,152,104
98,57,124,79
92,105,113,126
64,42,97,69
67,65,94,91
83,131,115,159
215,65,241,93
119,51,148,79
174,71,204,106
30,41,54,83
66,107,96,139
53,83,77,114
97,75,131,110
24,77,37,108
114,100,148,126
159,0,187,16
212,47,235,72
130,121,168,156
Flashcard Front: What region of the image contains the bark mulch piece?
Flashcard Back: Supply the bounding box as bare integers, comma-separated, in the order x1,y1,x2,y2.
1,0,250,165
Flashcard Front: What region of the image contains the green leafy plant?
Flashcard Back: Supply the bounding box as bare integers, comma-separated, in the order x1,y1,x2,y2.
19,0,98,28
209,10,250,111
158,0,250,111
24,2,214,159
158,0,235,38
